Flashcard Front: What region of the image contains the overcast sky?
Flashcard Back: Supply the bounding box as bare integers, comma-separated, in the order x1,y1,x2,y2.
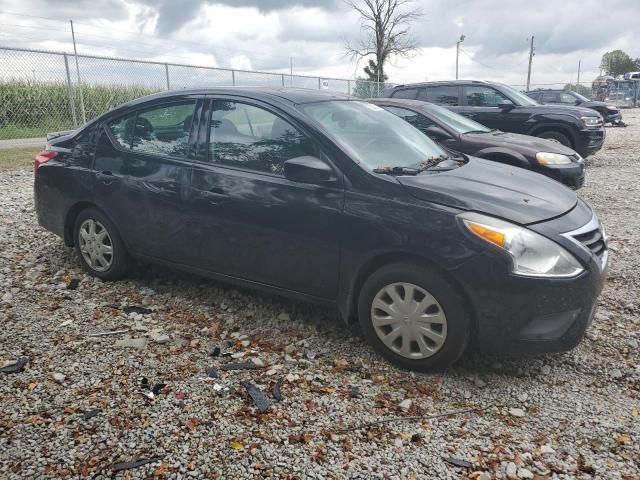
1,0,638,87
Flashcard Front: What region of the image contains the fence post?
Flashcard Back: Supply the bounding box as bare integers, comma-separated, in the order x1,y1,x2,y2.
281,74,285,87
231,70,236,86
63,53,78,128
165,63,170,90
347,79,351,96
318,77,321,90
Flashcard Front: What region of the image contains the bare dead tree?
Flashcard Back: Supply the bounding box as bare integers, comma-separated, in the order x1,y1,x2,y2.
345,0,423,83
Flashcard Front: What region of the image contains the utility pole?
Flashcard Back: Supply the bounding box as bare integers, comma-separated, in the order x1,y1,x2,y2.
455,34,465,80
576,59,581,87
70,20,86,124
290,56,293,86
526,35,535,91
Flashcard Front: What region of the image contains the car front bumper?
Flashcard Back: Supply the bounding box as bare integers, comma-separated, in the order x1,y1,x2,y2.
539,160,585,190
455,203,607,355
576,127,605,157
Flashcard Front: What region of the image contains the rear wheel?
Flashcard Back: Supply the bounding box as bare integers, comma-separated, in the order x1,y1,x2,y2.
537,130,572,148
357,262,470,371
73,208,128,280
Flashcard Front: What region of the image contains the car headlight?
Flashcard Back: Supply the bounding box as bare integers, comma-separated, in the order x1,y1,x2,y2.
581,116,601,127
459,212,584,278
535,152,573,165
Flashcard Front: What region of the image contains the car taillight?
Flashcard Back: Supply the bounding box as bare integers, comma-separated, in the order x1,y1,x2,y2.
34,150,58,173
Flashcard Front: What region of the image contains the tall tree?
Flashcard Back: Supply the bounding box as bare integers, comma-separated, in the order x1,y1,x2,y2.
600,50,637,77
345,0,423,83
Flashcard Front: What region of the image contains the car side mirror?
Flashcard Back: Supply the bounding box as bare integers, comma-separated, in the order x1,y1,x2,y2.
498,100,515,111
423,125,452,140
574,99,583,105
284,156,336,184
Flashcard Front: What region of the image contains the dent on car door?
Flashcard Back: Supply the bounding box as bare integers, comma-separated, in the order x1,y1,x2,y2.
189,98,344,298
93,97,202,262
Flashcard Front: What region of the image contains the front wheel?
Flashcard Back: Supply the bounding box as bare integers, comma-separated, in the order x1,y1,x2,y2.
537,130,572,148
357,263,470,371
73,207,128,280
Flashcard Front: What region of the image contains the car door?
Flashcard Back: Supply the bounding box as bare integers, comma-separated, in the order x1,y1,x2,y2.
93,96,202,263
461,85,527,133
188,97,344,299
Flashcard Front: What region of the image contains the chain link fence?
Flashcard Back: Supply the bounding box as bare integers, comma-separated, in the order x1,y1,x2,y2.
0,45,393,144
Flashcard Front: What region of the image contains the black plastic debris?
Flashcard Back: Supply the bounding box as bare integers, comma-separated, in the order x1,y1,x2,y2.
140,377,150,390
66,278,80,290
0,357,28,374
443,457,472,468
272,378,284,402
123,305,152,315
209,340,234,357
206,367,219,379
83,408,101,420
112,457,160,473
241,382,272,412
152,383,167,395
221,362,257,371
350,386,362,398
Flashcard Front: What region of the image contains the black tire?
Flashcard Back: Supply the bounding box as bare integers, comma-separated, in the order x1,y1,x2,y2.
537,130,572,148
357,262,470,371
73,207,128,281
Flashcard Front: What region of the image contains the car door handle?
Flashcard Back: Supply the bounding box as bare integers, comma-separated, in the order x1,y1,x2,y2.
199,189,228,204
96,171,117,184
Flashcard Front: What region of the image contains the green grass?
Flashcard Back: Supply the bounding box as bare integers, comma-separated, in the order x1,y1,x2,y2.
0,147,39,170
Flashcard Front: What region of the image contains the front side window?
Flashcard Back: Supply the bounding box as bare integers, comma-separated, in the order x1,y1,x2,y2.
209,101,314,175
131,102,195,157
465,86,508,107
424,86,460,106
560,93,577,104
383,106,434,131
301,100,447,170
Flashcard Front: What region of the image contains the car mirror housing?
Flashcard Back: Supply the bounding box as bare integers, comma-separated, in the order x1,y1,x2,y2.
284,156,336,184
498,100,515,111
424,125,452,140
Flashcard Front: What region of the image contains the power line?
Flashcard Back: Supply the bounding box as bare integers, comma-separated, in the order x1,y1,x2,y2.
458,47,500,71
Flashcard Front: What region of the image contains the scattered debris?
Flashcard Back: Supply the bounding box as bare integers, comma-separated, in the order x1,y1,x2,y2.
444,457,472,468
241,382,272,412
148,332,171,344
83,409,101,420
175,391,185,409
114,337,148,348
52,372,66,383
206,367,219,379
123,305,152,315
272,378,284,402
66,278,80,290
209,340,234,357
399,399,413,411
305,350,317,360
221,361,257,371
0,357,28,374
349,386,362,398
509,407,526,418
152,383,167,395
88,330,129,337
213,383,229,394
58,319,73,327
230,440,244,450
112,457,161,473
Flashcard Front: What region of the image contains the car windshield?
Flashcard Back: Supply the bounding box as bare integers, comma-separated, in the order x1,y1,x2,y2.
499,84,539,106
422,103,491,134
300,100,448,170
571,92,590,102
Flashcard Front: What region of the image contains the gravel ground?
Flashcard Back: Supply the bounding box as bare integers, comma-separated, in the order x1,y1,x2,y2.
1,112,639,479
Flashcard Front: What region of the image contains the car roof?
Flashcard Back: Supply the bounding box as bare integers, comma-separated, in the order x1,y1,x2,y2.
390,80,494,89
118,87,353,109
369,98,435,109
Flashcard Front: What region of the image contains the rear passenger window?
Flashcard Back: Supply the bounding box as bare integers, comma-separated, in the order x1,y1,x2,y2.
391,88,418,99
209,101,315,175
131,102,195,157
541,92,558,103
425,86,460,106
108,113,136,149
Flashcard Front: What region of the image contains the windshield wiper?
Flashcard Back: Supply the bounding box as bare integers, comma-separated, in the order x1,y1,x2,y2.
414,154,451,171
372,166,420,175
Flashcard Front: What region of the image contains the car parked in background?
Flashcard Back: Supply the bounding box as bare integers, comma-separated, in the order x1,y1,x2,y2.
34,88,607,371
526,89,624,126
382,80,605,157
369,98,585,189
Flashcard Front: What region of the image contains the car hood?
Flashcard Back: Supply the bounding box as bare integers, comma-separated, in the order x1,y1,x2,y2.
580,100,615,110
466,131,578,156
396,157,577,225
534,104,600,117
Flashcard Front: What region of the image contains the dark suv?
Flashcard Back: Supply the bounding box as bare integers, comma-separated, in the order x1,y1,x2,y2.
526,89,624,126
383,80,605,157
34,88,608,371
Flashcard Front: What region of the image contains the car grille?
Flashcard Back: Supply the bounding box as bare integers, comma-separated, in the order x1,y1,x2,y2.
563,215,608,271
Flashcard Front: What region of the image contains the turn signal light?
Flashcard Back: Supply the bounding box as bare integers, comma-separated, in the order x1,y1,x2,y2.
34,150,58,173
466,222,506,247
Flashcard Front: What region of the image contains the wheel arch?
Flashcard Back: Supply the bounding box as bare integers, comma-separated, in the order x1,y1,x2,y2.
475,148,531,169
343,252,476,334
528,124,577,149
63,202,112,247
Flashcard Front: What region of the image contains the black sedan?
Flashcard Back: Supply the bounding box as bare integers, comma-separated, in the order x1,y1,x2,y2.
370,98,585,189
527,89,624,126
34,88,607,371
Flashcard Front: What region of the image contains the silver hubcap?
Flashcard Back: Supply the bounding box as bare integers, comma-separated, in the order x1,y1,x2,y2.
78,219,113,272
371,282,447,359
